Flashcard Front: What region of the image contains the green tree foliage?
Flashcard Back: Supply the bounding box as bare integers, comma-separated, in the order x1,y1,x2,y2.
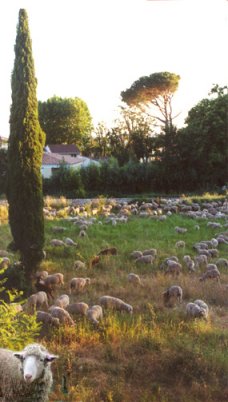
38,96,93,150
121,72,180,130
177,86,228,189
7,9,45,280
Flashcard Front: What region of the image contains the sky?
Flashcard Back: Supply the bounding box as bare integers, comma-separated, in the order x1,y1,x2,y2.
1,0,228,137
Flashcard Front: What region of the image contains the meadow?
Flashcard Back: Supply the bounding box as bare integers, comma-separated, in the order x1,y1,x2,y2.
0,197,228,402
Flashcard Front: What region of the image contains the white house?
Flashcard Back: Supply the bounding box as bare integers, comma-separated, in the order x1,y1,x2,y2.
41,152,100,179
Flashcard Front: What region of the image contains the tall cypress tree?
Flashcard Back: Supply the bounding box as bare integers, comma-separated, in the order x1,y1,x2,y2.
7,9,45,282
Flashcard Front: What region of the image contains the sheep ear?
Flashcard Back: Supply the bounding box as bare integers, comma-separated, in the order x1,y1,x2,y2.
44,354,59,362
14,352,24,361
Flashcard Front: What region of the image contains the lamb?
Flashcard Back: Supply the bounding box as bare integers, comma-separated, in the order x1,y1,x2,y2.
49,306,75,326
127,273,142,286
50,239,66,247
69,277,91,294
25,291,49,314
73,260,86,270
66,302,89,317
135,254,155,264
186,302,208,320
99,295,133,314
36,311,60,328
0,343,58,402
54,294,70,309
86,305,103,325
163,285,183,307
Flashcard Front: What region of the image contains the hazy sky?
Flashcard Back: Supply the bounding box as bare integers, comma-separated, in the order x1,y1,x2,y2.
1,0,227,137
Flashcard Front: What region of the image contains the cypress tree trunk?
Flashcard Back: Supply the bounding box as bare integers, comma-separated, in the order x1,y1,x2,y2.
7,9,45,285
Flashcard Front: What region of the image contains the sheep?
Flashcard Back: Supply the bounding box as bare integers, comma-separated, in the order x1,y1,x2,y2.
194,255,208,269
142,248,157,257
86,305,103,325
216,258,228,268
54,294,70,309
164,261,182,276
163,285,183,307
175,240,186,248
186,302,208,319
199,267,221,283
98,247,117,256
52,226,66,233
175,226,187,234
207,248,219,258
35,273,64,301
69,277,91,294
78,230,88,238
35,270,49,281
50,239,66,247
73,260,86,270
45,273,64,287
0,257,10,269
127,273,142,286
130,250,143,259
0,343,58,402
66,302,89,317
99,295,133,314
64,237,77,246
194,299,209,316
25,291,49,314
183,255,195,273
36,311,60,328
48,306,75,326
135,254,155,264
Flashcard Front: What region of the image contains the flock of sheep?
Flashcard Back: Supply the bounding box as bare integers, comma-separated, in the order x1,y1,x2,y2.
0,196,227,401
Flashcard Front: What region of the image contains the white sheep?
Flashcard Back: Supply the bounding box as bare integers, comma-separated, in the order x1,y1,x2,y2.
175,226,187,234
86,305,103,325
54,294,70,309
194,255,208,269
64,237,77,246
66,302,89,317
73,260,86,270
175,240,186,248
36,311,60,328
164,261,182,276
50,239,66,247
199,266,221,283
78,230,88,238
142,248,157,257
186,302,208,320
216,258,228,268
0,343,58,402
135,254,155,264
35,270,49,281
49,306,75,326
25,291,49,314
163,285,183,307
69,277,91,294
130,250,143,259
99,295,133,314
127,273,142,286
194,299,209,315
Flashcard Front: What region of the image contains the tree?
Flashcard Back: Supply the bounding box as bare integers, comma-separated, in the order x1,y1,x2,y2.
38,96,93,150
177,86,228,189
121,71,180,130
0,149,7,195
7,9,45,282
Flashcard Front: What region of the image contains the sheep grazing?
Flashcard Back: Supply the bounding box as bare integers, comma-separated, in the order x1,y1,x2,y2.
64,237,77,246
135,254,155,265
35,270,49,281
216,258,228,268
69,277,91,294
35,273,64,301
194,299,209,316
163,285,183,307
175,240,186,248
49,306,75,326
0,343,58,402
183,255,195,273
165,261,182,276
194,255,208,269
130,250,143,259
127,273,142,286
66,302,89,317
142,248,157,257
73,260,86,270
207,248,219,258
86,305,103,325
98,247,117,256
25,291,49,314
52,226,66,233
99,295,133,314
50,239,66,247
36,311,60,328
54,294,70,309
186,302,208,320
199,266,221,283
78,229,87,238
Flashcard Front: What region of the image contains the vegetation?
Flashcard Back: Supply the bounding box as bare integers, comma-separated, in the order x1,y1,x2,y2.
7,9,45,282
38,96,93,151
0,197,227,401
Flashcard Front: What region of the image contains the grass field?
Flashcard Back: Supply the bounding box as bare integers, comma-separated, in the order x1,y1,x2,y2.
0,198,228,402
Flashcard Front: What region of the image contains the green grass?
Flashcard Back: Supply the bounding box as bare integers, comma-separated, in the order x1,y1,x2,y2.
1,204,228,401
